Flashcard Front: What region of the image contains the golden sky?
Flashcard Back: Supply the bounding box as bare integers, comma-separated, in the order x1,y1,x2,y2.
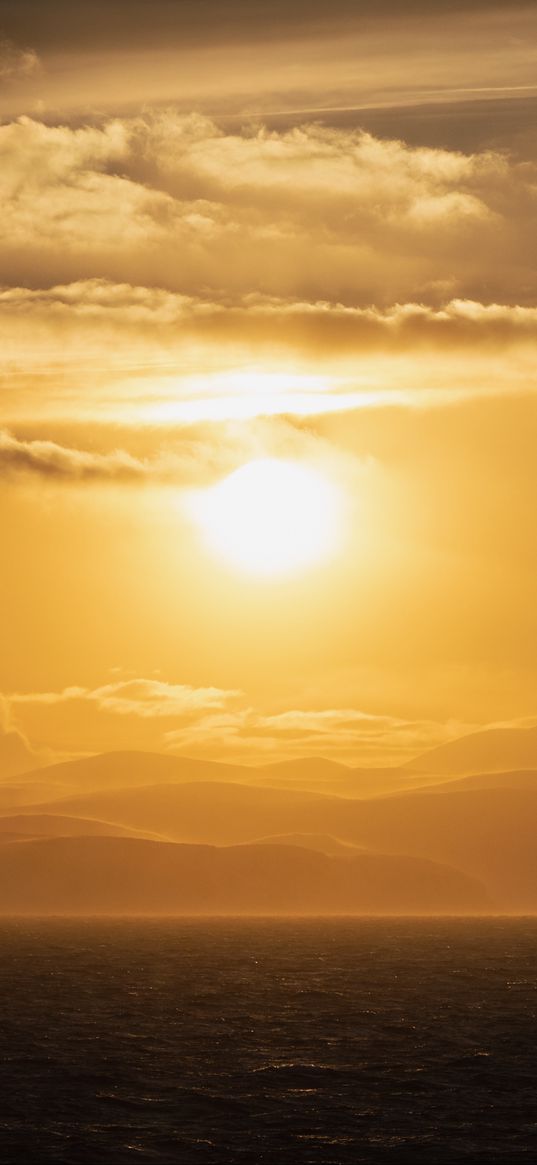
1,0,536,772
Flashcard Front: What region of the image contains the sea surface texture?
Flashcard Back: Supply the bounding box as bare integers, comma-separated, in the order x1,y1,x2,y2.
0,918,536,1163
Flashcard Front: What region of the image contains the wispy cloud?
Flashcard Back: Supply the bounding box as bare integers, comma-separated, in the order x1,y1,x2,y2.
2,284,537,429
163,706,465,763
0,37,39,83
6,282,537,352
0,430,153,481
0,428,232,484
9,679,241,719
3,680,474,765
0,694,47,778
9,675,537,767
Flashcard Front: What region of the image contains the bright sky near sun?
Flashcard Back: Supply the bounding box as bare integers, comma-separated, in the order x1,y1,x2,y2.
188,459,342,576
1,1,537,773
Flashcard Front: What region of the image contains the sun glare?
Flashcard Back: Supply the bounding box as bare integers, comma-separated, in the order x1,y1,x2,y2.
190,458,342,576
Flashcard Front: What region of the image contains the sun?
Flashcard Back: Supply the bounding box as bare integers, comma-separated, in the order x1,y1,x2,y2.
190,458,341,576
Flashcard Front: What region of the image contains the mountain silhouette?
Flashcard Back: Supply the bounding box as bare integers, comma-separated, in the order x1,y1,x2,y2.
246,833,365,856
16,779,535,911
0,835,490,915
11,751,430,799
407,725,537,775
0,813,165,841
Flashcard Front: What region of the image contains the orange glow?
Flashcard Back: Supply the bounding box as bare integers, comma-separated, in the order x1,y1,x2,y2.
0,0,536,917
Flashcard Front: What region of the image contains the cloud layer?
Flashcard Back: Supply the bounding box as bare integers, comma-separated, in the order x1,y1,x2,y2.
0,114,535,308
5,677,468,766
0,112,535,432
2,1,537,133
7,675,537,768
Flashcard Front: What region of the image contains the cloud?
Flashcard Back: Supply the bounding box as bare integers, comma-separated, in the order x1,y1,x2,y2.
0,694,46,778
0,729,39,779
1,1,536,137
0,429,153,481
3,282,537,430
163,706,464,763
0,427,236,484
0,113,533,307
5,680,244,759
10,679,241,719
0,110,534,428
0,113,535,428
5,281,537,354
4,679,468,764
9,675,537,766
0,410,356,492
0,37,39,83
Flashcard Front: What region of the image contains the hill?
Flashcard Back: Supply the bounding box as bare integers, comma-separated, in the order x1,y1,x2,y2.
259,758,431,797
14,780,335,843
7,751,428,806
247,833,364,857
0,835,490,915
407,725,537,775
423,770,537,794
18,779,537,911
10,751,242,795
0,779,75,811
0,813,164,841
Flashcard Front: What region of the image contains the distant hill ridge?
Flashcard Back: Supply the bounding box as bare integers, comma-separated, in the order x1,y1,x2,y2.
0,835,490,916
406,724,537,774
12,778,536,911
2,744,537,913
7,750,435,799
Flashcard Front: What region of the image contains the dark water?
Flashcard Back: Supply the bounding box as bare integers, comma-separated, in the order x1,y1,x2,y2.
0,919,536,1164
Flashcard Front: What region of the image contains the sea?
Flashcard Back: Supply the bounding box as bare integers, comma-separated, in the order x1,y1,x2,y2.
0,918,536,1163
